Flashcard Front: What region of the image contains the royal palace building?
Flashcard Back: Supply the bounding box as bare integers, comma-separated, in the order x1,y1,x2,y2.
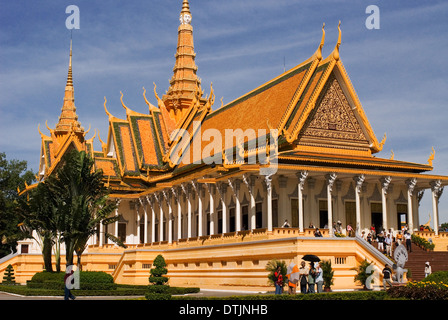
4,1,448,290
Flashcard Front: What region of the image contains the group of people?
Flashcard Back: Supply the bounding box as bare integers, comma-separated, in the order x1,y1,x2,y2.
273,261,324,295
363,225,414,255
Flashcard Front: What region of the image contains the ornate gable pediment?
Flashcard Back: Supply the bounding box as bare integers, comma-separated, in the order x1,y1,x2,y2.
299,73,369,147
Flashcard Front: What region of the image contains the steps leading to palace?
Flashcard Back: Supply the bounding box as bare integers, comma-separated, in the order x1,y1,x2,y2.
405,244,448,281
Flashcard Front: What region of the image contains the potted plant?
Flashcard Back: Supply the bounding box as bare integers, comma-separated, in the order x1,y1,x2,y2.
351,259,374,290
321,259,334,292
265,259,287,293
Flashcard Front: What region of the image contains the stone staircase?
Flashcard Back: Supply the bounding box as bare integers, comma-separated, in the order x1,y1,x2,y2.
405,244,448,281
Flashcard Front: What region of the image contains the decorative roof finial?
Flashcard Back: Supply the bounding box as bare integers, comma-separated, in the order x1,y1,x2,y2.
315,23,325,60
333,21,342,61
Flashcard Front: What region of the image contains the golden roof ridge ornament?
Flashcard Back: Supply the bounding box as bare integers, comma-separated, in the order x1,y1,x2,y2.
378,133,386,151
120,91,130,114
314,23,325,60
333,21,342,61
103,96,112,118
143,87,159,112
428,146,435,166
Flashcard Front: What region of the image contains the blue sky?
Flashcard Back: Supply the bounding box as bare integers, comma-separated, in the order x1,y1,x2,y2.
1,0,448,226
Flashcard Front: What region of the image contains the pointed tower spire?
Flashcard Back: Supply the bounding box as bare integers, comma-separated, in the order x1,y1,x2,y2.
55,37,83,135
162,0,206,123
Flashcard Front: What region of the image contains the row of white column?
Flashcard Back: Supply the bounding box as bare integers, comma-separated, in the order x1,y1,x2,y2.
295,172,444,236
101,174,444,246
110,174,277,245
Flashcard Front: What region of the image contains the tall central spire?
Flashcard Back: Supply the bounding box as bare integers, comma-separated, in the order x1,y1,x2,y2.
55,38,83,135
162,0,205,123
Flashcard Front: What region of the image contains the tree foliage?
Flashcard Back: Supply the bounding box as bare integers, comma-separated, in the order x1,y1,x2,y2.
0,152,35,258
17,150,125,270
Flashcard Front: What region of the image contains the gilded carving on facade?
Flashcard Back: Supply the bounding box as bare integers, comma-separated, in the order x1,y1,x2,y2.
302,75,368,143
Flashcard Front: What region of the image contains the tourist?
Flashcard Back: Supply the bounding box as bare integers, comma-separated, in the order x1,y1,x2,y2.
347,224,354,237
298,261,309,294
382,264,393,290
337,220,342,233
385,234,392,256
314,228,323,237
274,266,283,295
370,224,376,238
377,232,385,252
314,262,324,293
424,262,432,278
367,232,372,244
396,231,403,246
64,265,76,300
404,231,412,252
282,219,291,228
308,262,316,293
287,276,297,295
309,222,315,229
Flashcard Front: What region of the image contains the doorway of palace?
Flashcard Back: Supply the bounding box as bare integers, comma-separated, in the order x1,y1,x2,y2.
256,202,263,229
218,210,222,234
291,199,298,227
371,203,383,234
345,201,356,230
319,200,328,229
272,199,278,227
118,222,126,243
242,205,249,230
397,204,408,231
139,220,145,244
229,207,236,232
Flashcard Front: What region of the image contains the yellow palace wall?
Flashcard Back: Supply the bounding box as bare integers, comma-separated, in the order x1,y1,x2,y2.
2,230,394,291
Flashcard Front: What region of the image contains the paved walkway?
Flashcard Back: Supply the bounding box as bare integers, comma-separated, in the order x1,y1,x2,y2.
0,288,265,300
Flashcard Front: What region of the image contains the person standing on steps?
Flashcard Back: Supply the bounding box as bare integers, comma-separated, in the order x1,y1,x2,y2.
424,262,432,278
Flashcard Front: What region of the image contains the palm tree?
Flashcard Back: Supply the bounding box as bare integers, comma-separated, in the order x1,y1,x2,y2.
47,150,125,267
17,181,59,272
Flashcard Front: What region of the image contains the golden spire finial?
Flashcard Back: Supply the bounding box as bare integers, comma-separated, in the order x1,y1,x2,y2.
67,38,73,87
181,0,191,15
333,21,342,61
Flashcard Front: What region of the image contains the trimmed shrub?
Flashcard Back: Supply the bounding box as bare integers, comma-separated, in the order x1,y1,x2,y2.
27,271,116,290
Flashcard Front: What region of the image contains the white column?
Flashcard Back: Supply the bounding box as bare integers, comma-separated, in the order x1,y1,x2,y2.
207,184,215,235
265,174,274,232
228,178,241,232
163,190,173,244
99,218,104,246
143,197,149,244
136,202,141,243
193,182,203,237
406,178,417,233
172,187,181,241
150,198,156,243
430,180,443,235
154,193,163,242
354,174,365,235
181,183,192,238
217,183,228,233
297,171,308,233
326,173,337,236
380,177,392,232
243,174,256,231
114,199,120,240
